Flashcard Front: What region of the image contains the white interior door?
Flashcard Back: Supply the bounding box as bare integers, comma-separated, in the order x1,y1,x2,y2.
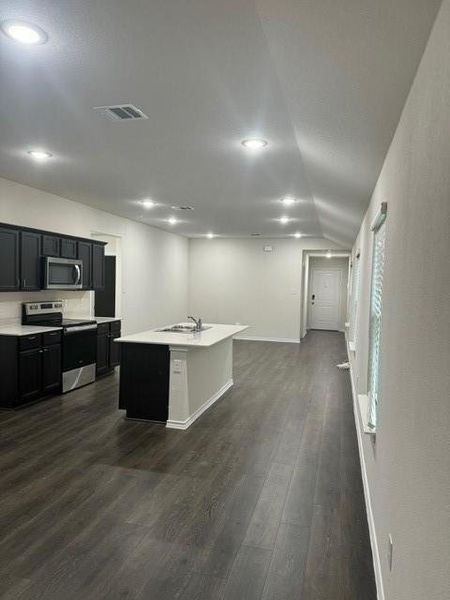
310,269,341,330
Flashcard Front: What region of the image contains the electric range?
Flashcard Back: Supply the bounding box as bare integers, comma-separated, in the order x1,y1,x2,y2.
22,301,98,393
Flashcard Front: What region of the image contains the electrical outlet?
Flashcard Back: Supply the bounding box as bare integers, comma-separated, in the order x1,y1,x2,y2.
388,534,393,571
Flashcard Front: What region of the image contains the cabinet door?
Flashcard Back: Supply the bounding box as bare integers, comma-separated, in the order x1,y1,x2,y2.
60,238,77,259
0,227,19,291
77,241,92,289
109,331,121,368
96,333,109,375
19,349,42,404
42,344,62,394
42,235,60,257
92,244,105,290
20,231,41,290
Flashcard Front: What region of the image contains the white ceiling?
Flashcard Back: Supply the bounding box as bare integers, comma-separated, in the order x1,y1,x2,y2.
0,0,442,246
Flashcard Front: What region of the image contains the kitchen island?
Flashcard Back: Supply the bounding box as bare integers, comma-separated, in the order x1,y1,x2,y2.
116,323,248,429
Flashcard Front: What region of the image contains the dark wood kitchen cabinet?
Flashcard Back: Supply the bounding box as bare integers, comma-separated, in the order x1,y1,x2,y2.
92,243,105,290
78,241,92,289
42,343,62,394
41,234,60,257
0,221,106,292
19,348,42,403
0,227,19,290
20,231,41,290
96,320,121,377
0,332,62,408
60,238,77,259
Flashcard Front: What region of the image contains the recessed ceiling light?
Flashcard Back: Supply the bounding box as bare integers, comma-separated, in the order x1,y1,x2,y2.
207,233,214,239
241,138,268,150
168,217,177,225
1,20,48,45
28,149,52,162
326,251,332,258
279,216,290,224
281,196,296,206
294,232,302,238
141,199,155,209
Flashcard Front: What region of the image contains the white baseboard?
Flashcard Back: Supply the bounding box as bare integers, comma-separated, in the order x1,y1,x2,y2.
166,379,233,430
347,350,385,600
234,335,300,344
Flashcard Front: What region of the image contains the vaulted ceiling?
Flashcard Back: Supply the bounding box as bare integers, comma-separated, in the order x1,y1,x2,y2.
0,0,442,245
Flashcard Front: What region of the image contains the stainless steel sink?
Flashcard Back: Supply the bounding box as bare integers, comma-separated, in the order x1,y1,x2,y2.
157,324,211,333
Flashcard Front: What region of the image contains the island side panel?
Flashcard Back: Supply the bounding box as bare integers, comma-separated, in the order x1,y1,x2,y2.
167,337,233,428
119,343,170,422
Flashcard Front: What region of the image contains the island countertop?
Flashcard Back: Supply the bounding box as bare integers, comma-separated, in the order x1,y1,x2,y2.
115,323,248,348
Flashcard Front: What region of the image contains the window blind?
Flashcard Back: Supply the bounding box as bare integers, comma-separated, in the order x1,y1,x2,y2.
367,219,386,430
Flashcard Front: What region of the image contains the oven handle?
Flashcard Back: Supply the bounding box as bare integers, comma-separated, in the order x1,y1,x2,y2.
64,325,98,334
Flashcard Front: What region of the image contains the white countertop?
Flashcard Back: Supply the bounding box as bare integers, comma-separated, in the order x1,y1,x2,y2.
68,316,120,324
116,323,248,348
0,324,62,337
93,316,120,324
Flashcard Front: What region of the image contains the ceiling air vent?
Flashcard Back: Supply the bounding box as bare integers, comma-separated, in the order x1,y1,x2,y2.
94,104,149,121
171,205,194,211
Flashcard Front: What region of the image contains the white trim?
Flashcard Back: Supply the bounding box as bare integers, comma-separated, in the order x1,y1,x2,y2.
166,378,233,430
348,358,385,600
234,335,300,344
348,340,356,353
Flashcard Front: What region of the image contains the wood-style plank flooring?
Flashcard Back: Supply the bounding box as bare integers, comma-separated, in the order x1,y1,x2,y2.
0,331,376,599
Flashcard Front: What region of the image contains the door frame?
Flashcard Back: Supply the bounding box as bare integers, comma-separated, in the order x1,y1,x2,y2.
300,251,351,339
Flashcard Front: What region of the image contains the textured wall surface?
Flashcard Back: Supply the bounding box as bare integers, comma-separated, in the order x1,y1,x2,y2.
349,2,450,598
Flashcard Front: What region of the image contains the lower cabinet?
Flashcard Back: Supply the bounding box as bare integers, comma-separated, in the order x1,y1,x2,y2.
96,320,121,377
42,343,62,394
0,332,62,408
19,349,42,404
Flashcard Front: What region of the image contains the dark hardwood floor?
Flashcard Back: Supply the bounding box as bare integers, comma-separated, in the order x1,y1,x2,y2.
0,331,376,600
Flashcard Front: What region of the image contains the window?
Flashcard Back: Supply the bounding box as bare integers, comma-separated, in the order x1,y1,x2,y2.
367,203,387,430
349,251,360,347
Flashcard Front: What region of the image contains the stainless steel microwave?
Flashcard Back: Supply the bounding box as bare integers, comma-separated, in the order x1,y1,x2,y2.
43,257,83,290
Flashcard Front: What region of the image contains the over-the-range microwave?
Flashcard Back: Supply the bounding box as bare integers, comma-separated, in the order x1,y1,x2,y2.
43,256,83,290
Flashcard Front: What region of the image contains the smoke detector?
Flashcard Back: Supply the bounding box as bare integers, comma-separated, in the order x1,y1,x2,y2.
94,104,149,121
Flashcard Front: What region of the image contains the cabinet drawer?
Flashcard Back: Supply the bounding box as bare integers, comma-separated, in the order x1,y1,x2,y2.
97,323,110,336
110,320,121,333
19,334,42,351
42,330,62,346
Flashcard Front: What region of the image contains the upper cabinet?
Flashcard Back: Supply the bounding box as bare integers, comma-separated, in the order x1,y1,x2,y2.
20,232,41,291
78,241,92,290
0,223,106,292
0,227,19,291
41,234,60,257
92,243,105,291
60,238,77,259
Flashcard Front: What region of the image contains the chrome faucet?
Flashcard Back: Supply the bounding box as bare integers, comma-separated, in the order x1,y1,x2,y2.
187,316,203,331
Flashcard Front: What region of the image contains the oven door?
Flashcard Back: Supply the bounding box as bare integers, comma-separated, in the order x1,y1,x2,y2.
62,325,97,393
44,257,83,290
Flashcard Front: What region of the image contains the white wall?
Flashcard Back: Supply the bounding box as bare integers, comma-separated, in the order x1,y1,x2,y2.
0,177,189,334
308,256,349,330
188,237,344,341
348,2,450,599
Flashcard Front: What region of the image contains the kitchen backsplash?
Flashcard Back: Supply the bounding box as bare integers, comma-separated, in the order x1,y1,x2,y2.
0,291,92,324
